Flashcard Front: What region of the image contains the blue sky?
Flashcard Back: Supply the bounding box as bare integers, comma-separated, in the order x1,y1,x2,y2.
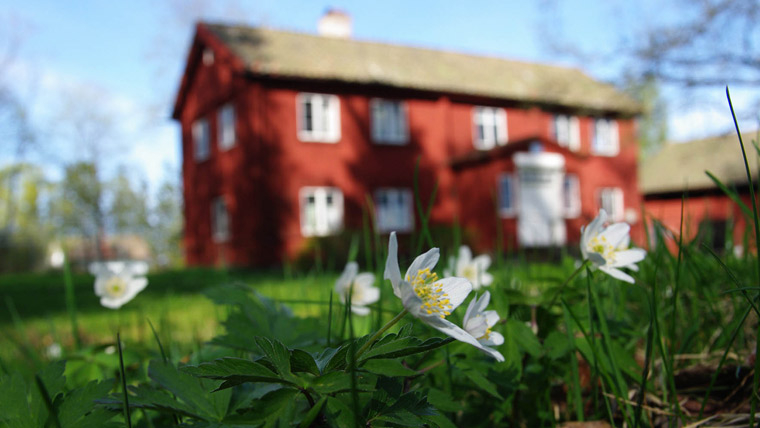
2,0,757,186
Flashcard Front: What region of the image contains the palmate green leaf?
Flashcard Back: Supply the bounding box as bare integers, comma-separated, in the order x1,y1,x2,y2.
455,362,503,400
425,387,460,412
290,349,320,376
309,370,377,394
370,391,437,427
57,380,114,427
362,359,417,377
205,286,324,350
299,396,326,428
254,337,292,377
506,319,542,357
182,357,291,391
0,373,31,428
325,396,356,427
148,360,232,421
99,385,206,419
360,335,453,362
225,388,300,427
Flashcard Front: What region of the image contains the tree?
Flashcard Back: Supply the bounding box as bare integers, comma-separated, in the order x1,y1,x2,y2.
623,74,669,158
54,162,106,260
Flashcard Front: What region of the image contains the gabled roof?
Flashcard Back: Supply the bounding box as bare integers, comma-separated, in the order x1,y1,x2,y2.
639,131,760,195
199,22,641,115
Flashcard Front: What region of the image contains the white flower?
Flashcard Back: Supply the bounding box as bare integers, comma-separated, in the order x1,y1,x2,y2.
335,261,379,316
45,342,62,359
580,209,646,284
462,291,505,362
445,245,493,290
89,261,149,309
384,232,502,361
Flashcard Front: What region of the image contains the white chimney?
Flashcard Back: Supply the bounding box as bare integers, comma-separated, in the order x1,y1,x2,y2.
318,9,352,38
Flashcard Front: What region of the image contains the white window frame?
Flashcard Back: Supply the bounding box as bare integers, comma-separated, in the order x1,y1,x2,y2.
374,188,414,233
591,118,619,156
370,99,409,145
473,106,508,150
297,93,341,143
218,103,236,150
598,187,624,222
211,196,230,242
553,114,580,152
299,187,344,237
498,173,517,217
563,174,581,218
192,117,210,161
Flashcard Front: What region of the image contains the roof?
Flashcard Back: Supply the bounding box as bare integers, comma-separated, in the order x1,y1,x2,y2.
201,23,641,115
639,131,760,195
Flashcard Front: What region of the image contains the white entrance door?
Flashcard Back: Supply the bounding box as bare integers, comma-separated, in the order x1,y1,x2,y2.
515,152,566,247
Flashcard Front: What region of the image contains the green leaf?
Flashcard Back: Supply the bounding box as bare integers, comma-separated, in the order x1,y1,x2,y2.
290,349,320,376
149,360,231,420
325,396,356,427
360,335,453,361
183,357,296,394
706,171,753,220
254,337,292,378
100,385,206,419
298,396,326,428
457,364,503,400
506,319,541,357
544,330,572,360
227,388,299,427
309,371,377,394
0,373,30,426
426,387,460,412
58,380,114,427
362,359,417,377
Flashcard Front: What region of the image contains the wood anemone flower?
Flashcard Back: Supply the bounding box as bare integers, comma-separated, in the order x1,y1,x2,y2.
383,232,503,361
89,261,149,309
334,261,379,316
445,245,494,290
462,291,505,362
580,209,647,284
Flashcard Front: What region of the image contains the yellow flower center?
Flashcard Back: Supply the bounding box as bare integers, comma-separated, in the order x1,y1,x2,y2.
462,265,476,282
105,277,127,298
478,327,492,341
408,268,452,319
588,236,615,263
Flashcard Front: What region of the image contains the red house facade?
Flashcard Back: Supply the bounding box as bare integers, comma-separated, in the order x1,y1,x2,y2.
172,17,643,266
641,132,759,254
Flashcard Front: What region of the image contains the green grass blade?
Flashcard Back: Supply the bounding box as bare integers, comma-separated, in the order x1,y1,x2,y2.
147,318,169,364
62,252,82,350
117,332,133,428
562,304,583,422
705,171,753,220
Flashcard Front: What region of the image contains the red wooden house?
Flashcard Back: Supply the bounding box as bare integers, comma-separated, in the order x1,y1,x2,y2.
641,131,759,254
172,13,643,266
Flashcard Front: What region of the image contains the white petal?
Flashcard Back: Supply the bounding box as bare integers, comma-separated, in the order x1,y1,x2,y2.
401,286,424,317
463,294,479,325
129,277,148,294
383,232,403,298
358,286,380,306
126,261,149,276
436,277,472,310
405,247,440,281
484,331,504,346
479,272,494,286
611,248,647,268
426,316,482,348
350,305,370,316
599,222,630,248
479,345,505,362
483,310,499,328
586,252,606,267
354,272,375,289
472,254,491,271
336,262,358,294
100,296,126,309
600,266,635,283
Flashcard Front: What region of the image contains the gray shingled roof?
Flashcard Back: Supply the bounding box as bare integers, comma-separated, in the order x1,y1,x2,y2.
204,23,641,115
639,131,760,194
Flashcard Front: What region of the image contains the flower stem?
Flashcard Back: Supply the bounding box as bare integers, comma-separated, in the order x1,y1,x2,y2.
547,259,591,308
355,309,408,360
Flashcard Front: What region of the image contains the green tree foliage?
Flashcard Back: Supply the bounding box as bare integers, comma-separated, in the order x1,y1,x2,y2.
623,74,669,159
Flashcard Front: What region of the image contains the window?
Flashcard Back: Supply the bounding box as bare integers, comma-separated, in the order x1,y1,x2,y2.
300,187,344,236
498,174,516,217
297,93,340,143
591,119,619,156
192,118,210,161
473,107,508,150
375,188,413,233
553,115,580,151
598,187,624,222
563,174,581,218
211,196,230,242
218,103,236,150
371,99,408,144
